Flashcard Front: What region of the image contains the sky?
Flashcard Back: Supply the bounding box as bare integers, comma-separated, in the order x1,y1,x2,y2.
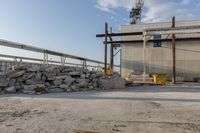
0,0,200,64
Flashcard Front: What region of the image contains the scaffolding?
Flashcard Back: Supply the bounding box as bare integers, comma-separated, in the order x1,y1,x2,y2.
96,17,200,84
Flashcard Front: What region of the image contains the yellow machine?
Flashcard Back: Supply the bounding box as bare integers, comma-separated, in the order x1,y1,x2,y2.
103,66,113,76
152,73,167,85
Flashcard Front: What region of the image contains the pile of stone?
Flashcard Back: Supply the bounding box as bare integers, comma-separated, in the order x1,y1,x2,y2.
0,64,125,95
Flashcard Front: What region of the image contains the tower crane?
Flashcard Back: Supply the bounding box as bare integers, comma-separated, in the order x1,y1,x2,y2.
130,0,144,24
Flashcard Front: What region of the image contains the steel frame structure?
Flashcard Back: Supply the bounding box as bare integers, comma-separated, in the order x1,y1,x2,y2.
97,17,200,84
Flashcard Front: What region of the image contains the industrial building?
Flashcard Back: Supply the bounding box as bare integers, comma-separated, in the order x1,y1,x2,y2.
120,20,200,81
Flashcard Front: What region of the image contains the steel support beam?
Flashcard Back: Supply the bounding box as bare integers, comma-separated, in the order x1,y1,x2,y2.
43,52,48,65
96,32,143,38
109,27,114,72
104,23,108,75
104,37,200,44
143,32,147,83
61,56,66,66
172,17,176,84
146,25,200,32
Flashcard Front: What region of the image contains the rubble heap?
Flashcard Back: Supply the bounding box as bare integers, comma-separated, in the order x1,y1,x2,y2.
0,64,125,95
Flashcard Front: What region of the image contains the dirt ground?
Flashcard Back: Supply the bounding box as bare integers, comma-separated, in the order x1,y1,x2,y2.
1,85,200,133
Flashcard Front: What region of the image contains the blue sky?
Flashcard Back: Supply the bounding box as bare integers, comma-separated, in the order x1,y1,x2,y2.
0,0,200,64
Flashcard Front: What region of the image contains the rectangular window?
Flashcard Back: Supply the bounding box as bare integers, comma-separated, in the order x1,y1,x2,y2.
153,34,162,47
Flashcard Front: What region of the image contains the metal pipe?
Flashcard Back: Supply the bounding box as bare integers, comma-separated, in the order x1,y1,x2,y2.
172,16,176,84
104,23,108,75
0,39,104,65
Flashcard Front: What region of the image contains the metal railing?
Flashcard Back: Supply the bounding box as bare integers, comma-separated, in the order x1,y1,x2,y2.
0,39,120,71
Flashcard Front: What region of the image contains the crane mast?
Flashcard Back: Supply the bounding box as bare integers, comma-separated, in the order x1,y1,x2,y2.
130,0,144,24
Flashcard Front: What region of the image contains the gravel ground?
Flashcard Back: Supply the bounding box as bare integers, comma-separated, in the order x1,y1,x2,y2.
1,85,200,133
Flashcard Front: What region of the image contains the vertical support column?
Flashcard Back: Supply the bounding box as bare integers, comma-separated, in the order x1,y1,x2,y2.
172,16,176,84
14,58,17,64
82,60,87,69
43,52,48,65
120,49,122,76
61,56,66,66
110,27,114,73
104,22,108,75
143,31,147,83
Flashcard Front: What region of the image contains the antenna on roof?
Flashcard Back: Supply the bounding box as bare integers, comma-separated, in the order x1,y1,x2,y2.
130,0,144,24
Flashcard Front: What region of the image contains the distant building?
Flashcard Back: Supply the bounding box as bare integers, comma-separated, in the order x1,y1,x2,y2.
120,20,200,81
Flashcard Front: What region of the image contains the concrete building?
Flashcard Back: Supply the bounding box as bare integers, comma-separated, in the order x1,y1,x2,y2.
120,20,200,81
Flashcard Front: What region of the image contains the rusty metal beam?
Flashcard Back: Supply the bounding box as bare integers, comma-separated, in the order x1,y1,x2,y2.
104,37,200,44
104,23,108,75
96,32,143,38
113,44,120,47
172,17,176,84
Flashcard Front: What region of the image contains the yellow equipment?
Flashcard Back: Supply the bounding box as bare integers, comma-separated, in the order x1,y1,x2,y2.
103,66,113,76
152,73,167,85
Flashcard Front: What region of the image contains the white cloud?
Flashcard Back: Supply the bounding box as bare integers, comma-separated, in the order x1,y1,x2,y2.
95,0,134,12
95,0,200,23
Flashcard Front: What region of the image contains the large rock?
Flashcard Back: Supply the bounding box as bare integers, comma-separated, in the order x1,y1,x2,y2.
18,73,35,82
35,72,42,80
25,79,37,85
62,68,75,73
53,79,63,86
23,85,37,94
71,85,79,92
23,85,37,91
56,75,69,80
5,86,16,93
76,79,88,88
98,76,125,89
59,84,69,90
23,84,47,94
69,72,81,77
63,76,75,85
96,71,104,77
0,80,9,88
10,70,26,78
8,79,16,86
27,65,40,72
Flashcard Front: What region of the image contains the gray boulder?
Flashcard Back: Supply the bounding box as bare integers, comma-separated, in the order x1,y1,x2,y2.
25,79,38,85
69,72,81,77
76,79,88,88
10,70,26,78
0,80,9,88
53,79,63,86
18,73,35,82
63,76,75,85
98,76,125,89
27,65,40,72
5,86,16,93
35,72,42,80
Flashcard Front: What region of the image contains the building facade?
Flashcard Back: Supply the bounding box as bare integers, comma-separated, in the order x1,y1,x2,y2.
121,20,200,81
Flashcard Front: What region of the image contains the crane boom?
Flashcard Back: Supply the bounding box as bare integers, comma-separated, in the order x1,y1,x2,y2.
136,0,144,8
130,0,144,24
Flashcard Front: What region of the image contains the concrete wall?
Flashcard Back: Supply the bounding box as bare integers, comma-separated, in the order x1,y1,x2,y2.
121,20,200,81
